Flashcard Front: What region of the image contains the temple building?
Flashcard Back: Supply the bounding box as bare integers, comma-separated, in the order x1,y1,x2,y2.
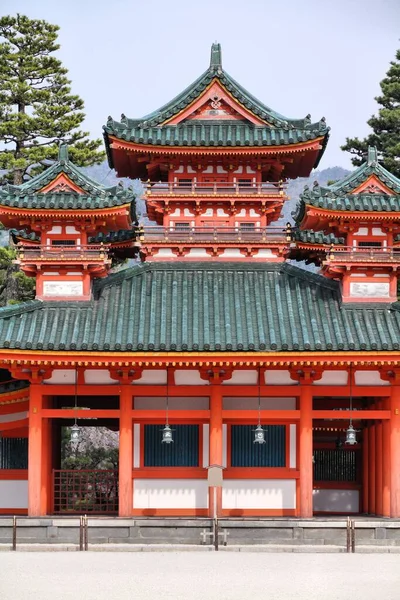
1,44,400,522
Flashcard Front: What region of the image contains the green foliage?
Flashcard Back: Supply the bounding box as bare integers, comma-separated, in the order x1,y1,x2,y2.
0,245,35,305
0,14,105,184
342,48,400,177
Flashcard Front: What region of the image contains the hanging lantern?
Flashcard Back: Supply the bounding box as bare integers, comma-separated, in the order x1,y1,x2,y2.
345,424,357,445
254,424,266,444
162,424,173,444
70,423,80,446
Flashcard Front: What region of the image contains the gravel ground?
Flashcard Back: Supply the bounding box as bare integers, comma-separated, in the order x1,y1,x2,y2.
0,552,399,600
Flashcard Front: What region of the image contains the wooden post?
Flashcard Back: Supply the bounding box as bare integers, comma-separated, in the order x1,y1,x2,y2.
390,383,400,517
209,385,223,517
375,420,383,516
368,424,376,515
362,426,369,514
118,386,133,517
382,397,391,517
28,384,43,517
299,386,313,518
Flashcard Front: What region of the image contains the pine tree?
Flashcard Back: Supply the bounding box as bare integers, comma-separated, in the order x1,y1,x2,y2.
0,14,104,185
342,48,400,177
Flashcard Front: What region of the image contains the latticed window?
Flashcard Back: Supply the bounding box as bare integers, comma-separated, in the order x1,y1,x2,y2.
144,424,199,467
0,437,28,469
230,425,286,467
313,449,358,482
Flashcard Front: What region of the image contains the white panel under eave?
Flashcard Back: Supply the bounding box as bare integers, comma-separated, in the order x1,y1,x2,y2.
0,411,28,424
264,370,297,385
133,479,209,509
134,397,209,410
223,397,296,410
349,282,390,298
254,249,274,257
313,371,348,386
174,370,209,385
187,248,208,257
220,249,242,257
44,369,76,384
132,370,167,385
84,369,118,385
217,208,229,216
355,371,390,386
222,370,258,385
222,480,296,510
153,249,175,257
65,226,79,234
0,480,28,509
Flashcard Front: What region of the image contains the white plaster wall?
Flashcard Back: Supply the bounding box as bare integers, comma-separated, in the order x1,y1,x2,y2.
222,424,227,468
349,282,390,298
290,424,296,468
47,226,62,234
153,249,174,257
220,249,242,257
222,480,296,510
187,249,208,257
222,370,258,385
43,281,83,297
170,208,180,216
183,208,194,216
353,227,369,236
314,371,348,386
133,397,209,410
254,249,274,257
84,370,117,385
174,370,209,385
217,208,229,216
264,370,297,385
0,411,28,424
223,397,296,410
133,423,140,468
203,424,209,468
44,369,76,384
355,370,390,386
65,226,79,234
313,489,359,513
133,370,167,385
0,480,28,509
133,479,209,509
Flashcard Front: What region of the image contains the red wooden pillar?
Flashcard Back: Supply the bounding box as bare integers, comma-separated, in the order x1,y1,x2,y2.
209,385,223,517
368,424,376,515
119,386,133,517
299,386,313,518
382,397,391,517
40,402,53,516
375,420,383,516
28,384,43,517
362,427,369,514
390,383,400,517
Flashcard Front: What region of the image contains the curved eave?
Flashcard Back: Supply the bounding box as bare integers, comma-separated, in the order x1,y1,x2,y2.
107,135,326,157
0,204,132,220
300,205,400,233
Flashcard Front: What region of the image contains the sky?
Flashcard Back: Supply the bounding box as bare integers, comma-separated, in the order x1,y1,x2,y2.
2,0,400,170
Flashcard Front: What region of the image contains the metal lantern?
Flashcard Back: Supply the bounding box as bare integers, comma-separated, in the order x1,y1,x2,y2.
254,424,266,444
345,424,357,446
70,423,80,446
161,424,173,444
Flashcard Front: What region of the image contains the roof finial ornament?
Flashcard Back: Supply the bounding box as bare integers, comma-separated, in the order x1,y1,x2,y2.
58,142,69,165
210,42,222,72
367,146,378,167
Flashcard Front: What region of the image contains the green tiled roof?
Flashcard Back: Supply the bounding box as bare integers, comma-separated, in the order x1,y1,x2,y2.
103,44,329,162
1,144,136,211
293,230,344,245
0,262,399,353
88,229,137,244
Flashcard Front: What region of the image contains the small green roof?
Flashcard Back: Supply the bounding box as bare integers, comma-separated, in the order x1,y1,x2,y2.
1,144,136,211
103,43,329,161
0,261,398,353
293,230,344,245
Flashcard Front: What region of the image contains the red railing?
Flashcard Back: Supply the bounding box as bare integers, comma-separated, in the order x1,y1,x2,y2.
53,470,119,515
326,247,400,263
16,244,111,262
145,181,286,196
141,225,291,244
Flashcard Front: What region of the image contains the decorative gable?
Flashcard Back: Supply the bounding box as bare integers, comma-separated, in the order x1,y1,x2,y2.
39,173,85,195
351,174,394,196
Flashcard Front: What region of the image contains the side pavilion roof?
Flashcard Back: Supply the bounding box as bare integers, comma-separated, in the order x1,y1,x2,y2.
0,262,399,353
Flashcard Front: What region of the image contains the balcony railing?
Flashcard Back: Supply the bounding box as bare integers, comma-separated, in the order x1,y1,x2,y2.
145,181,286,197
325,247,400,263
16,244,111,262
141,226,291,244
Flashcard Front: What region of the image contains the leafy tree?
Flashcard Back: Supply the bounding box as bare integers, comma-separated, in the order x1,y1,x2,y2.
0,14,104,184
342,48,400,176
0,246,35,305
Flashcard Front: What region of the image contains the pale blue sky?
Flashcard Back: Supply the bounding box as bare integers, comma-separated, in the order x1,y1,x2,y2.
2,0,400,169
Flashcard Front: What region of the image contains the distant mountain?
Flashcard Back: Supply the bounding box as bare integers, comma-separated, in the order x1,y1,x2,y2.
83,162,351,225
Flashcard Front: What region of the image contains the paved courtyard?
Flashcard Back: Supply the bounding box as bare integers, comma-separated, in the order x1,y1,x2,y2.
0,551,399,600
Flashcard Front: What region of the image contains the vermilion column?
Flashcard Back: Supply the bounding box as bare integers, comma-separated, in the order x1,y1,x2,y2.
368,425,376,515
375,420,383,516
299,386,313,518
390,384,400,517
209,385,223,517
119,387,133,517
28,384,43,517
382,397,391,517
362,428,369,514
